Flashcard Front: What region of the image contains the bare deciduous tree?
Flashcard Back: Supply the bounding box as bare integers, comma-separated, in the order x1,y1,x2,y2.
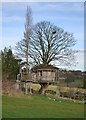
15,6,32,67
29,21,77,66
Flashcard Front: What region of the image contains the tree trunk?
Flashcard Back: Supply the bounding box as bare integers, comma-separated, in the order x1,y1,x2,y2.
39,83,48,95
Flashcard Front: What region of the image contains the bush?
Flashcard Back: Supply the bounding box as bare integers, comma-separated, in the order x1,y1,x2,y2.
45,90,56,95
60,92,68,97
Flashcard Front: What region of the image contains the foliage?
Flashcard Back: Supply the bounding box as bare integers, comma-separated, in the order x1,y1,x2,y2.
45,90,56,95
2,47,19,80
83,72,86,89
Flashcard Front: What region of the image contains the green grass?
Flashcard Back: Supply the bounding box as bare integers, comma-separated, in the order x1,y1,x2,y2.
2,95,84,118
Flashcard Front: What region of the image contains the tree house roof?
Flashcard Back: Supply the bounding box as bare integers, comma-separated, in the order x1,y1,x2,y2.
31,64,59,71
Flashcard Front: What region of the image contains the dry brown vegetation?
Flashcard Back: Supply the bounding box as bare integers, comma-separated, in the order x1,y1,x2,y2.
2,80,24,97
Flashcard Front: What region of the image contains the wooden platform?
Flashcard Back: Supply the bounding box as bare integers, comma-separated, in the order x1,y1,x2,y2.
19,79,57,84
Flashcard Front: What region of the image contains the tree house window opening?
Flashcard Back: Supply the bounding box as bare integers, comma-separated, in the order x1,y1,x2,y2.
40,71,42,76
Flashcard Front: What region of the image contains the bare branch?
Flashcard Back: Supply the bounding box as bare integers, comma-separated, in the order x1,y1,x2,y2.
29,21,77,66
15,6,32,67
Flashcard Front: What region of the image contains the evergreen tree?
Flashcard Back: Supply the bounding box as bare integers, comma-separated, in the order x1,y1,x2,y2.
2,47,19,80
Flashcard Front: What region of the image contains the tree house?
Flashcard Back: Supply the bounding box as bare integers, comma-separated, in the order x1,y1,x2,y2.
17,63,59,94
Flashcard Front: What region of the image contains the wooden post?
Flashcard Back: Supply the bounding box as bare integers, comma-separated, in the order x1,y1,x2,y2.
55,88,60,97
25,82,28,94
29,82,32,94
39,83,49,95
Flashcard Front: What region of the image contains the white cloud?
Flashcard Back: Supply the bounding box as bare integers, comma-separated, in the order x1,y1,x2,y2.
28,2,84,13
43,2,84,12
75,50,84,70
2,2,84,23
68,50,84,71
2,2,84,12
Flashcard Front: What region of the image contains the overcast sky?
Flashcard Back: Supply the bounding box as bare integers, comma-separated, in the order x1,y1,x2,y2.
1,2,84,71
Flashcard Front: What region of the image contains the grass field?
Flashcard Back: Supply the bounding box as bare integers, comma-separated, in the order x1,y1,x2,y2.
2,95,84,118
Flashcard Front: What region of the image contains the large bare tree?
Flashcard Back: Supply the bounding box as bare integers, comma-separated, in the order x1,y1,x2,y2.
15,6,32,67
29,21,77,66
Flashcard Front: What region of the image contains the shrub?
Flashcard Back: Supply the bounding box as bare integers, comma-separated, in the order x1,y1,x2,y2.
45,90,56,95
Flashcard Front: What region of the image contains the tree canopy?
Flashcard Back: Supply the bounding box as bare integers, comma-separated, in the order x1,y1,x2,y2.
15,6,77,68
29,21,77,66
